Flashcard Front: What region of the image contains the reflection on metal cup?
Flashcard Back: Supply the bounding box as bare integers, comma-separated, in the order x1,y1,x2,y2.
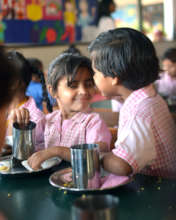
12,121,36,161
71,144,100,189
72,194,119,220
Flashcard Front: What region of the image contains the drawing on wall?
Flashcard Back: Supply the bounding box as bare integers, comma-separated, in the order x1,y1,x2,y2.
0,0,97,44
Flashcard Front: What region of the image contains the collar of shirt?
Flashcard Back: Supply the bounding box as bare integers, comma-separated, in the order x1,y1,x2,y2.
121,84,156,115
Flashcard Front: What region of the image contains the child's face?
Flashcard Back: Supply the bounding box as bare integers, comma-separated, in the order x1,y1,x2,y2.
54,67,95,114
92,63,117,98
162,59,176,78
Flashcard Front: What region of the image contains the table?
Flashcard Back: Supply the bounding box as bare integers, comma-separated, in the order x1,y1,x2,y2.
0,161,176,220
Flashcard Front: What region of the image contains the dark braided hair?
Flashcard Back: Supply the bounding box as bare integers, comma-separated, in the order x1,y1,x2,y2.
27,58,53,113
7,51,52,113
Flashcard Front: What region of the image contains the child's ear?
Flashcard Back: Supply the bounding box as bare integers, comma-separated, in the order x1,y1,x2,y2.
47,85,56,98
112,77,120,86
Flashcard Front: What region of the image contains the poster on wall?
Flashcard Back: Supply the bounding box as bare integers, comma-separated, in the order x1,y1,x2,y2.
0,0,97,44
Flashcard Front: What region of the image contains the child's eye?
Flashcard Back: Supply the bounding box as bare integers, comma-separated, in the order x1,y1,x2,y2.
69,83,78,88
85,80,94,88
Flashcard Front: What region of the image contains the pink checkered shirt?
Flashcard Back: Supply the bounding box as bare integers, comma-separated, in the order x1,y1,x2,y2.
113,84,176,178
6,97,45,150
36,110,111,150
155,72,176,97
22,97,45,151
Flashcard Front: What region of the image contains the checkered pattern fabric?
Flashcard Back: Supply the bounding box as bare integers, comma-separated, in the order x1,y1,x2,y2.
113,84,176,178
35,110,111,151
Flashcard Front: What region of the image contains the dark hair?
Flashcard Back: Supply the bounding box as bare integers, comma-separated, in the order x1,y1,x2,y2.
62,44,82,56
162,48,176,63
96,0,115,25
27,57,53,113
0,46,19,108
88,27,160,90
7,51,32,89
7,51,52,113
27,58,43,73
48,54,94,93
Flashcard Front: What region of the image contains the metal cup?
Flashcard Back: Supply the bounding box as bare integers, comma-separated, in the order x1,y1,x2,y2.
12,121,36,161
72,194,119,220
71,143,100,189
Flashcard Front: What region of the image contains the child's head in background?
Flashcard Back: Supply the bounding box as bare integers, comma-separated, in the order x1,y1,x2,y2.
7,51,32,94
48,54,96,118
27,57,43,83
88,27,160,99
162,48,176,78
7,51,52,112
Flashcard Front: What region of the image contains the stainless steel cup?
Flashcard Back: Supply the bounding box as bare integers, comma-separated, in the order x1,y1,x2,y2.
12,121,36,160
71,143,100,189
72,194,119,220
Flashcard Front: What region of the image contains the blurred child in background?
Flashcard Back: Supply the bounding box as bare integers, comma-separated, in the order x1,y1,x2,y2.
155,47,176,105
26,57,53,113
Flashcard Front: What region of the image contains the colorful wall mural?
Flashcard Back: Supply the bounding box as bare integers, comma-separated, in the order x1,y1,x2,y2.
0,0,97,44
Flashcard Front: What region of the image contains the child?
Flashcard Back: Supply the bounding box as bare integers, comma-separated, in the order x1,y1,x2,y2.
88,27,176,178
12,54,111,170
26,57,53,113
4,51,46,152
0,46,18,220
0,46,19,152
155,48,176,103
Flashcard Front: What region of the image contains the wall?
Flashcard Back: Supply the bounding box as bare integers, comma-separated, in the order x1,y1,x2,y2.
7,40,176,71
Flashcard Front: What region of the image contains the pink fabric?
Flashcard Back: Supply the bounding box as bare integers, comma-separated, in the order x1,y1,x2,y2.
101,174,130,189
112,84,176,178
22,97,45,151
91,93,107,103
156,72,176,97
36,110,111,150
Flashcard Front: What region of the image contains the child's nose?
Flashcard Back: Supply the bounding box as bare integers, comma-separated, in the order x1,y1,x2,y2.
78,85,87,94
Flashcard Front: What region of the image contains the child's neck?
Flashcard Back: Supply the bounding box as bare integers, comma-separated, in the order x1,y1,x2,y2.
118,85,133,101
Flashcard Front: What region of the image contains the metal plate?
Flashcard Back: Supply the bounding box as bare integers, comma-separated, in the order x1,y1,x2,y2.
49,167,132,193
0,157,62,176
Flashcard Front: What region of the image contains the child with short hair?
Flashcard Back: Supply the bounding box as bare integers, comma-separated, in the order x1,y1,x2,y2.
88,27,176,179
12,54,111,170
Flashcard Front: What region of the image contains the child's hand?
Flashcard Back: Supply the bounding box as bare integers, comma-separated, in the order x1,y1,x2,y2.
27,150,49,170
11,108,30,125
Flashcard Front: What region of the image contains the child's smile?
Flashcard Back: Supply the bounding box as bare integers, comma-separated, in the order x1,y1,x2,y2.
54,67,95,119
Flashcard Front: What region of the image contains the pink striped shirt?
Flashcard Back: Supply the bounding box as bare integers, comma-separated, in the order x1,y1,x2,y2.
113,84,176,178
36,110,111,150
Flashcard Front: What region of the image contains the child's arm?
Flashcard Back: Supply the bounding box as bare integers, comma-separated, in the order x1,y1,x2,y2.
101,152,132,176
28,146,71,170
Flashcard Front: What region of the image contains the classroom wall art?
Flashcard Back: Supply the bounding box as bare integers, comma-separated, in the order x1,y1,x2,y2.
0,0,97,44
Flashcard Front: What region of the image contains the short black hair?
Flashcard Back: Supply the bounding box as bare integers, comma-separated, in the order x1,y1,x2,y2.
88,27,160,90
162,47,176,63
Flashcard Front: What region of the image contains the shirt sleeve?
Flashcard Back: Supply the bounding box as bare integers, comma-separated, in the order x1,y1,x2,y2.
34,116,45,151
86,114,112,150
112,116,156,173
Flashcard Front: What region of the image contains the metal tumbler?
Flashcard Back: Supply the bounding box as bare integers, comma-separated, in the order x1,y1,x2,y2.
71,143,100,189
12,121,36,161
72,194,119,220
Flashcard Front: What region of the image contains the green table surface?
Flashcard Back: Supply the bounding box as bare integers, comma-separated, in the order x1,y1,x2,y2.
0,161,176,220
